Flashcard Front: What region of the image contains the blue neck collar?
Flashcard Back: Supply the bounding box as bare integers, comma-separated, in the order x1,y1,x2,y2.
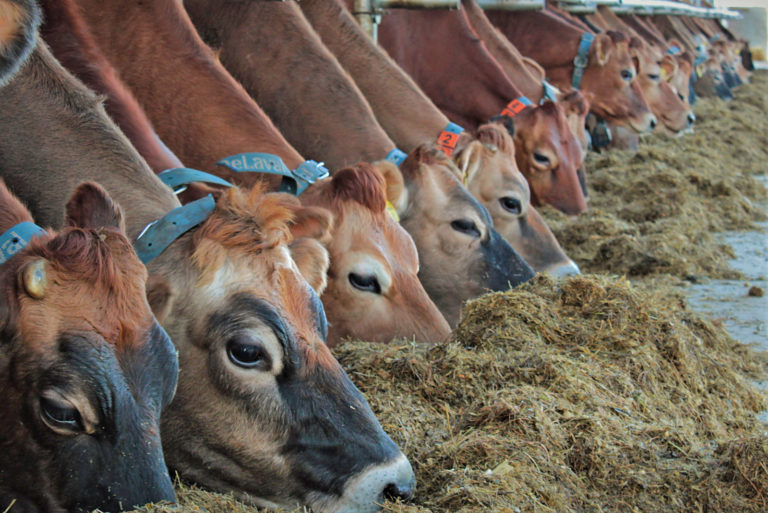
217,153,329,195
0,222,46,265
572,32,594,90
385,148,408,166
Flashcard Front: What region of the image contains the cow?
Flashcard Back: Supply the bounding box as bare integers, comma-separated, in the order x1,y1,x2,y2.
387,145,535,327
453,122,580,277
486,9,657,134
0,175,178,512
0,30,415,513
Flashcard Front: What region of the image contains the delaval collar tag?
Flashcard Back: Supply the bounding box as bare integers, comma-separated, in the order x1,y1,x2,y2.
500,96,533,118
385,148,408,166
158,168,233,194
0,222,45,265
217,153,329,195
134,195,216,264
437,122,465,156
667,45,681,56
542,81,559,103
572,32,595,90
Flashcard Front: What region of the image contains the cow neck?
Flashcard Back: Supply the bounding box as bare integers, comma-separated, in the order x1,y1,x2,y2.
460,0,544,102
0,223,46,265
485,11,588,90
70,0,305,180
299,0,450,152
38,0,183,174
0,47,178,240
378,8,520,130
184,0,395,170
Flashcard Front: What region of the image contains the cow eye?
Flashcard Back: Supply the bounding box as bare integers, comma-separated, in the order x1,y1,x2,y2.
227,338,270,370
40,396,82,433
532,151,550,166
621,69,634,81
500,197,522,215
348,273,381,294
648,73,660,82
450,219,481,238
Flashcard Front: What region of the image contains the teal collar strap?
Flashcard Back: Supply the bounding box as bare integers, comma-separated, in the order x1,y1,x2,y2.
158,168,233,194
133,195,216,264
542,81,559,103
0,222,45,265
217,153,329,195
385,148,407,166
572,32,594,90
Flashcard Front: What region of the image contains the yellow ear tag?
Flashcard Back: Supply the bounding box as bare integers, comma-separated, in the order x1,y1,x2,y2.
385,201,400,223
660,67,668,80
696,63,706,78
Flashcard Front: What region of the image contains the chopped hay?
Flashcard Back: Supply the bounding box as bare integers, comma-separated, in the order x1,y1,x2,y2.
543,71,768,280
331,275,768,513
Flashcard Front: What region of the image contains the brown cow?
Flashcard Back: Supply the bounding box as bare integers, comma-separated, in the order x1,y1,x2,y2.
299,164,451,346
0,177,178,512
454,123,580,276
389,145,535,327
486,10,657,134
0,37,415,513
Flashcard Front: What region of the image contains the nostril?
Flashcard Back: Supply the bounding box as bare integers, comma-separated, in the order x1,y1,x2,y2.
649,117,657,130
687,112,696,126
383,481,415,502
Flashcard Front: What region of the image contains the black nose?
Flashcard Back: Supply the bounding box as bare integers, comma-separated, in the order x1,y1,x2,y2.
649,117,657,130
687,112,696,127
383,480,416,502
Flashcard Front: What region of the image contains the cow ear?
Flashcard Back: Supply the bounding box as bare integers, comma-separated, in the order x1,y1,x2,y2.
660,55,678,82
454,141,482,186
65,182,126,233
146,274,174,323
374,161,408,216
594,33,613,67
289,205,333,246
288,238,329,295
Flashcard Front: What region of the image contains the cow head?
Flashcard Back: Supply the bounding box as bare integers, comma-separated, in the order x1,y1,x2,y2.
669,49,695,105
396,145,535,327
502,101,587,215
693,56,733,101
580,30,657,133
150,184,415,512
629,37,693,134
0,181,177,513
299,163,450,347
454,123,580,278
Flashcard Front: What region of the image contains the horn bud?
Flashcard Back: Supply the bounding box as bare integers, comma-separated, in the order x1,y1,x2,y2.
22,259,47,299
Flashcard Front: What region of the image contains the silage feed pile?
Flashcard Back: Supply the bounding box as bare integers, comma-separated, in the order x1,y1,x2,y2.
543,71,768,280
130,75,768,513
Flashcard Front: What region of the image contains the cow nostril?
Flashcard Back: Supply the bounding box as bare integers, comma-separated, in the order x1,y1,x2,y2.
687,112,696,126
383,481,415,502
649,117,657,130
